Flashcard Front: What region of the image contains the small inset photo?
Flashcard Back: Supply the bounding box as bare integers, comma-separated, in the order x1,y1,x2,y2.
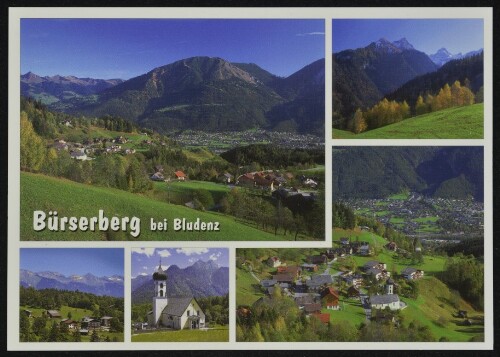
332,19,484,139
131,248,229,342
19,248,124,342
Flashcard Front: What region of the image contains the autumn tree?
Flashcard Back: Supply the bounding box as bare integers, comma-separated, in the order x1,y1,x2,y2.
20,112,46,171
352,109,367,134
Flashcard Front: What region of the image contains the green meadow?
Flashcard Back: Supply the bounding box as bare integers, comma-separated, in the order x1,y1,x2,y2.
131,325,228,342
333,104,483,139
21,172,296,241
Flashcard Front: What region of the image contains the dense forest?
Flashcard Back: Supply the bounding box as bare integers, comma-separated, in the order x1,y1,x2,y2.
333,147,483,201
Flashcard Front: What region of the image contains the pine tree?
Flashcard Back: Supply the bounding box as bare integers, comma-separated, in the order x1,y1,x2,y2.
90,329,100,342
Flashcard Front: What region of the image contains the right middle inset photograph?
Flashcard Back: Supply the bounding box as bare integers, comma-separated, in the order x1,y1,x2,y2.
332,19,484,139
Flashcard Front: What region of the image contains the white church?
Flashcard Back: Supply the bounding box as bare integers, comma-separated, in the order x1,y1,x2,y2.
147,262,206,330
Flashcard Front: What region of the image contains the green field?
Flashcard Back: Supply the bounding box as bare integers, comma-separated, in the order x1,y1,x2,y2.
333,227,388,246
131,325,229,342
333,104,483,139
21,172,296,241
389,192,409,200
151,180,231,205
236,268,265,306
321,299,367,327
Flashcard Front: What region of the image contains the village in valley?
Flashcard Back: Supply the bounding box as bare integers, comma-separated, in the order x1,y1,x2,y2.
172,129,323,154
342,192,484,239
236,223,485,342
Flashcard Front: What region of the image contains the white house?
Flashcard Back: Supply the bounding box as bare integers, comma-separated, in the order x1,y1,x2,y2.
147,262,206,330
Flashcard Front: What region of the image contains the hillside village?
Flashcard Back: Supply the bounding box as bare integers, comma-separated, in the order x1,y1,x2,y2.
236,225,484,342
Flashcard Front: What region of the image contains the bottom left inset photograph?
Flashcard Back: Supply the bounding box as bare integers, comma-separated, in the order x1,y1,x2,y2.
19,248,124,342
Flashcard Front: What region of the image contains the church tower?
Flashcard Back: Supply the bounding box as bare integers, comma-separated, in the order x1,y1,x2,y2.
152,259,168,327
385,278,394,295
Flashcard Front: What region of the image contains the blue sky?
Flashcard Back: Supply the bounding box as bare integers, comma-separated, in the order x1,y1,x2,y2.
21,19,325,79
20,248,124,277
333,19,483,55
131,248,228,278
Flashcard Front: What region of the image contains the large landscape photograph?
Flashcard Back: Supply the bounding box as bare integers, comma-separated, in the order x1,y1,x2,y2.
236,146,484,342
20,19,325,241
332,19,484,139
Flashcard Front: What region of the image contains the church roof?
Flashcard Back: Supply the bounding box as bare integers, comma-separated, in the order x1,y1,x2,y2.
161,297,198,317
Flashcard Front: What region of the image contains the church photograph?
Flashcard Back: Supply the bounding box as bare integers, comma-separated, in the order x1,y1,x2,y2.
130,248,229,342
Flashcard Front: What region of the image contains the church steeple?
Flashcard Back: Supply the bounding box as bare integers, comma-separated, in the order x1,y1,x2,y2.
152,257,168,327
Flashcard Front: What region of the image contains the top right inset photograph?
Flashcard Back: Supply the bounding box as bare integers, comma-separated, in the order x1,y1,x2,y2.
332,19,484,139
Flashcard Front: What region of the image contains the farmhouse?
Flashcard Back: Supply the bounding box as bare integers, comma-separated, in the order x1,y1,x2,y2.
308,255,328,265
150,172,165,181
320,286,340,310
60,319,78,330
267,256,281,268
218,173,233,184
274,273,294,284
301,263,319,272
306,274,333,291
100,316,113,328
347,285,361,299
363,261,387,271
46,310,62,319
277,266,301,279
260,279,278,288
358,244,371,256
175,171,187,181
401,267,424,280
147,262,206,330
303,303,322,314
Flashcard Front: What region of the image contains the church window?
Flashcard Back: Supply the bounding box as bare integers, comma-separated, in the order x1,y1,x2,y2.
187,310,190,316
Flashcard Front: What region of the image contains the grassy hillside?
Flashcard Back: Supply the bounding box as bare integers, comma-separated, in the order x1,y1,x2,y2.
333,104,483,139
401,277,484,341
333,228,447,275
236,268,265,307
21,172,294,241
131,325,228,342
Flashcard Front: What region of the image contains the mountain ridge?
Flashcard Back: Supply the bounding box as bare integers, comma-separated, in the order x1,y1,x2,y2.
131,259,229,304
24,56,325,136
20,269,124,297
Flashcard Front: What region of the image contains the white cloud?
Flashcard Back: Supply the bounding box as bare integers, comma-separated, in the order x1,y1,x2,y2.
188,258,196,263
296,32,325,36
142,266,148,270
176,248,209,256
138,272,148,276
209,251,222,261
157,249,171,258
132,248,155,257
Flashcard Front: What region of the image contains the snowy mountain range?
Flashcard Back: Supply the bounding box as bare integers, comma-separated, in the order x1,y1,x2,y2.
20,269,124,297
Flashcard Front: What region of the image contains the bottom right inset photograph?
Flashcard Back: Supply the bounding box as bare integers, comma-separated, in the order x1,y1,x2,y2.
236,146,484,342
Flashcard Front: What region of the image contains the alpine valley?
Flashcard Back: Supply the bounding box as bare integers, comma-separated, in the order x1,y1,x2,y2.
332,37,483,138
22,56,325,136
